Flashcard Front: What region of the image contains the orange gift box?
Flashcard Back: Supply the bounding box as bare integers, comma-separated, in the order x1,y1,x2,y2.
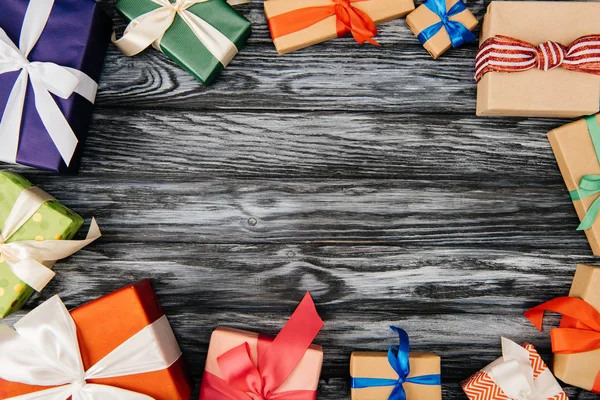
0,279,193,399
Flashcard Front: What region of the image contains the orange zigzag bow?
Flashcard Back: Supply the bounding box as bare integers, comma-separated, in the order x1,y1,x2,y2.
475,34,600,82
525,296,600,393
267,0,379,46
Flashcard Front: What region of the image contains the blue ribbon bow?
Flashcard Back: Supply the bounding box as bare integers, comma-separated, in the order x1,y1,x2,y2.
351,327,441,400
416,0,476,48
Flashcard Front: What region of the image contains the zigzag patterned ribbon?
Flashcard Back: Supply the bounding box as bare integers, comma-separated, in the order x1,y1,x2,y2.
475,34,600,82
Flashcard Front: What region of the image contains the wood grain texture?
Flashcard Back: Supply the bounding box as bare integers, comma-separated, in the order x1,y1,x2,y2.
3,0,600,398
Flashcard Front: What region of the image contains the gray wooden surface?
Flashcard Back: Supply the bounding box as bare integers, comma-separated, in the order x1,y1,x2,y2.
3,0,600,398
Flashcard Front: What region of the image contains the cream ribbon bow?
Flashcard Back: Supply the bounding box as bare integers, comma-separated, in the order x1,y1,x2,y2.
0,295,182,399
484,338,564,400
113,0,245,66
0,0,99,167
0,187,101,292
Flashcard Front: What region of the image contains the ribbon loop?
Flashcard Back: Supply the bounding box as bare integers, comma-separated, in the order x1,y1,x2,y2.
350,327,441,400
417,0,476,48
0,186,101,292
0,0,98,166
476,35,600,82
0,295,181,400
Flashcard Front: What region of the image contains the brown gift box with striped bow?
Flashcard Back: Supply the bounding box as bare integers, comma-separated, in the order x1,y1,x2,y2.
476,1,600,118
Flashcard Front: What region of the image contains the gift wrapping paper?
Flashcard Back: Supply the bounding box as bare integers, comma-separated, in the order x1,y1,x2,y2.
264,0,415,55
406,0,477,59
0,172,83,318
115,0,251,85
0,0,112,173
476,1,600,117
547,115,600,255
0,279,193,399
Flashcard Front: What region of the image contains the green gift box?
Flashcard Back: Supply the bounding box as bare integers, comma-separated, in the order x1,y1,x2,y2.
115,0,251,85
0,172,83,318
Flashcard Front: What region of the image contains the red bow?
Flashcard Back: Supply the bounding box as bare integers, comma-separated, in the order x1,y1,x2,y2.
267,0,379,46
525,296,600,393
475,34,600,82
200,293,324,400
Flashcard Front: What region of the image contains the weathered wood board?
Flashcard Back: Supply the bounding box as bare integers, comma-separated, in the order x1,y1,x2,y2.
3,0,600,398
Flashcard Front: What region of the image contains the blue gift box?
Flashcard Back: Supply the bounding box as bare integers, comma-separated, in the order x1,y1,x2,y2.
0,0,112,173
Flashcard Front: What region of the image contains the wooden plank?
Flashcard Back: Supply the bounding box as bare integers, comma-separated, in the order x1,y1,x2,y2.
3,243,596,399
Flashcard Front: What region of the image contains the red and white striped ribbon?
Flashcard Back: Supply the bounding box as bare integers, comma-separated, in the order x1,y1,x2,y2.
475,34,600,82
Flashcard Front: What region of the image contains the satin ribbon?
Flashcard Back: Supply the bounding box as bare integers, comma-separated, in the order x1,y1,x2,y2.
350,326,441,400
0,0,98,167
0,295,182,399
113,0,243,67
267,0,379,46
525,296,600,393
480,338,565,400
475,34,600,82
200,292,324,399
416,0,476,48
1,187,101,292
566,116,600,231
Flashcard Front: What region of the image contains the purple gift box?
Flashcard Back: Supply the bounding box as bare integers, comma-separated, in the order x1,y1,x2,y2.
0,0,112,173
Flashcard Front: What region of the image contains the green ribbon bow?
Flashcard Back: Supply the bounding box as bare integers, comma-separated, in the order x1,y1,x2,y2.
569,115,600,230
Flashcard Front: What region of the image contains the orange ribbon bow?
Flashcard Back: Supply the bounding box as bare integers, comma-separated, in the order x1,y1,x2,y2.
267,0,379,46
525,296,600,393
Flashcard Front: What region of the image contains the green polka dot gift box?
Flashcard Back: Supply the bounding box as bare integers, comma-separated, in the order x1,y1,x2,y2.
0,172,83,318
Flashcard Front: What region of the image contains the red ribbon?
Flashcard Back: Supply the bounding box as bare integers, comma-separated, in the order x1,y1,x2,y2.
200,293,324,400
267,0,379,46
475,34,600,82
525,296,600,393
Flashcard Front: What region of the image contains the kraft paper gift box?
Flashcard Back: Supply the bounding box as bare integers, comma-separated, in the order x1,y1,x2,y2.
199,293,324,399
547,115,600,255
462,338,568,400
405,0,478,59
264,0,415,55
526,264,600,393
349,327,441,400
115,0,251,85
0,172,84,318
0,279,193,399
0,0,112,173
476,2,600,117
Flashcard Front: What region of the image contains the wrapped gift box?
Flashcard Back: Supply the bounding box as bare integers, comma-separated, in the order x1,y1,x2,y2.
0,0,112,173
115,0,251,85
0,172,83,318
264,0,415,55
350,351,442,399
0,279,193,399
540,264,600,392
547,115,600,255
406,0,478,59
462,339,568,400
199,293,324,398
476,1,600,117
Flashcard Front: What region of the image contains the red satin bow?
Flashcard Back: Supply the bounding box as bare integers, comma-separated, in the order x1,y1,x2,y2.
475,34,600,82
200,293,324,400
267,0,379,46
525,296,600,393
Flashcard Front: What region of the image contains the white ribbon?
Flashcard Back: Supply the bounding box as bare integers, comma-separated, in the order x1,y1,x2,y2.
112,0,244,66
0,295,182,400
0,0,98,167
0,187,101,292
483,338,564,400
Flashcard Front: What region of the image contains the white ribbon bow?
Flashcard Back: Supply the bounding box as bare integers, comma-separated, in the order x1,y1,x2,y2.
113,0,245,66
484,338,564,400
0,295,182,399
0,186,101,292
